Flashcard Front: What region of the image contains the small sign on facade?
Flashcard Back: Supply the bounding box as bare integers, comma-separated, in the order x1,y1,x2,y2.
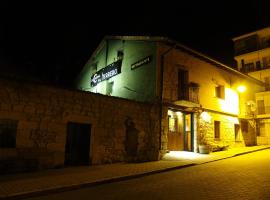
131,56,152,70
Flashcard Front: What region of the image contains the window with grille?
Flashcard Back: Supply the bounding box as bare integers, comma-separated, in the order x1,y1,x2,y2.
0,119,18,148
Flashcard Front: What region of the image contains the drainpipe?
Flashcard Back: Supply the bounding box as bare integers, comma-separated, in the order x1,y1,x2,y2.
159,44,176,155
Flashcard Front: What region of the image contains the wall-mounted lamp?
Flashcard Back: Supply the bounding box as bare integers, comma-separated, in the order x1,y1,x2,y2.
237,85,246,93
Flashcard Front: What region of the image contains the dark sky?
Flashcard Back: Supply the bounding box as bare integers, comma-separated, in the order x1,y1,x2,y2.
1,1,270,86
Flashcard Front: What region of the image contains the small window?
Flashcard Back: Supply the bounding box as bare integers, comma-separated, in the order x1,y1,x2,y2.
106,81,114,96
117,50,124,60
214,121,220,139
0,119,18,148
168,116,178,132
215,85,225,99
92,62,98,71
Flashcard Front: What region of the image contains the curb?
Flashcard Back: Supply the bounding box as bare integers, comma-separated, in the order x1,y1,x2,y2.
233,147,270,157
1,147,270,200
0,163,196,200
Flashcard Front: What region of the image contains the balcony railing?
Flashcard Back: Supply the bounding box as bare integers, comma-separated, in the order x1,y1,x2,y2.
178,85,199,104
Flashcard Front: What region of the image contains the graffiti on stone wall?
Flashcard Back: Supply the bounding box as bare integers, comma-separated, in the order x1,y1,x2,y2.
29,129,56,150
29,115,57,150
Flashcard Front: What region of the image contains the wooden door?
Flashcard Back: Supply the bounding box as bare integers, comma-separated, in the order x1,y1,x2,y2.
167,115,184,151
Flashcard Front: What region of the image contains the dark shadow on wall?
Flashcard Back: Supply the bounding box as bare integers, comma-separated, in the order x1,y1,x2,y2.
124,116,139,162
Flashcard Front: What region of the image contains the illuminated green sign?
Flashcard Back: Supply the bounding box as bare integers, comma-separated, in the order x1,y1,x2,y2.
91,60,122,86
131,56,152,70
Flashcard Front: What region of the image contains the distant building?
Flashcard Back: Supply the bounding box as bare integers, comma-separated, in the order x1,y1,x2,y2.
76,36,263,154
233,27,270,144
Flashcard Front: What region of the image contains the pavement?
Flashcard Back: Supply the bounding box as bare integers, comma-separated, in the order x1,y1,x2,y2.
0,145,270,200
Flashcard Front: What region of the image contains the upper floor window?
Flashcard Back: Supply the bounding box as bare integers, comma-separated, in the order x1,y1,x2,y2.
91,62,98,72
117,50,124,60
262,56,270,68
178,69,189,100
0,119,18,148
257,100,265,115
215,85,225,99
106,81,114,96
244,62,255,72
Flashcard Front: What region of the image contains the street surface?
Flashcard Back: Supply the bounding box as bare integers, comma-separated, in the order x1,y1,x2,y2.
25,149,270,200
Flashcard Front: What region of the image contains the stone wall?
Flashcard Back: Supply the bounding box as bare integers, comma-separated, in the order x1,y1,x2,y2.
257,119,270,145
199,112,245,150
0,78,160,172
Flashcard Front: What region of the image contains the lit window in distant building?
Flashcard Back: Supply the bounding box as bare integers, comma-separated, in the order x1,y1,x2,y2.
215,85,225,99
214,121,220,139
0,119,18,148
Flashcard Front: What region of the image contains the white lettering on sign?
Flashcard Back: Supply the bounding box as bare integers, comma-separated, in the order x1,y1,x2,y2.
131,56,152,70
91,60,122,87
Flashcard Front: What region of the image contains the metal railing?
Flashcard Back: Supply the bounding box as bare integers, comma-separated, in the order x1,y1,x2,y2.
178,86,199,104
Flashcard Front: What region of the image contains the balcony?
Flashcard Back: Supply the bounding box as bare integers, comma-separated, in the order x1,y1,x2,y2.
177,83,199,104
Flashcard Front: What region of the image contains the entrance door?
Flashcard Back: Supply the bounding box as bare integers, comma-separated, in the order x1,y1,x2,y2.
65,122,91,166
167,110,194,151
184,113,194,151
167,112,184,150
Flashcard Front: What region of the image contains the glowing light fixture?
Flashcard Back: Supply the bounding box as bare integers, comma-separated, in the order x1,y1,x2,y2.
237,85,246,93
201,111,211,122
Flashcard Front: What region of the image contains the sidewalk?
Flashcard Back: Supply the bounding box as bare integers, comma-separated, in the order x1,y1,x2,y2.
0,145,269,200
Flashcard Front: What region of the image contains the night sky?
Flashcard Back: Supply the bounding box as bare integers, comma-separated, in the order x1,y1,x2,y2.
1,1,270,86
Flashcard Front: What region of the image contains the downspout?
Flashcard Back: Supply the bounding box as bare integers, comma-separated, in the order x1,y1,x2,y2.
159,44,176,155
105,39,109,66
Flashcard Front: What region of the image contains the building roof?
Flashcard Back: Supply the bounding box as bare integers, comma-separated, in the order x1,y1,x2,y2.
88,35,264,86
232,26,270,41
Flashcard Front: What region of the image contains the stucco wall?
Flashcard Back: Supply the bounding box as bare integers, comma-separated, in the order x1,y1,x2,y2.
75,39,158,102
0,78,160,172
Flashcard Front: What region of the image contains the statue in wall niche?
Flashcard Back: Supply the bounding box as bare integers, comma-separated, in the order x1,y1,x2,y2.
124,117,139,161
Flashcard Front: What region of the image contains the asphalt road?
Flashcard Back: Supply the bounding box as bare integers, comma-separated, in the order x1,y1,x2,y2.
25,149,270,200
